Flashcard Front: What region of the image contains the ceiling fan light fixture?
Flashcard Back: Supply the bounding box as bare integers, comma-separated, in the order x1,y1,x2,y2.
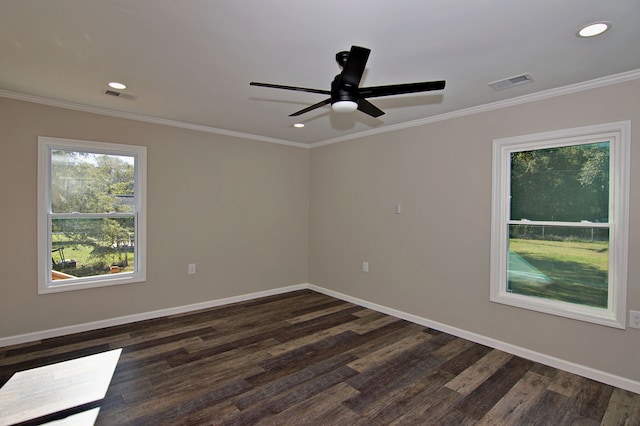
332,100,358,113
577,22,611,38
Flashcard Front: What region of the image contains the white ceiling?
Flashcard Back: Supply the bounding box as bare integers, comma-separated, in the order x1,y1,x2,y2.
1,0,639,146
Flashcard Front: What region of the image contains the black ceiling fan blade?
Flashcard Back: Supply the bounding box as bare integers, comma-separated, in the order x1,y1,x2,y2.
250,82,330,95
340,46,370,87
358,80,446,99
289,98,332,116
357,99,385,118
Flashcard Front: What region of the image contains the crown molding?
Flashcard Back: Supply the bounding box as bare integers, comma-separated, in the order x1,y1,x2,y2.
308,69,640,148
2,68,638,150
0,89,309,149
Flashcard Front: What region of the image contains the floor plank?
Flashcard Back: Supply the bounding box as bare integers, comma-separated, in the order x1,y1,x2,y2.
0,289,637,425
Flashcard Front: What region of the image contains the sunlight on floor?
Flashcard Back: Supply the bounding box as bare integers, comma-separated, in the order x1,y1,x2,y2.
0,348,121,425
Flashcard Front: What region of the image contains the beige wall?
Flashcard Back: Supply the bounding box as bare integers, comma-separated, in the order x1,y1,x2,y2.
1,78,638,383
309,78,640,382
0,97,309,337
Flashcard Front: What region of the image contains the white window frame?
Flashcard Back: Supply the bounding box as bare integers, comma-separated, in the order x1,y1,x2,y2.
490,121,630,328
38,137,147,294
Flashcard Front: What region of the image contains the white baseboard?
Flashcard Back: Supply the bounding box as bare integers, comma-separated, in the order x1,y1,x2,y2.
2,282,638,394
0,284,307,348
307,284,640,395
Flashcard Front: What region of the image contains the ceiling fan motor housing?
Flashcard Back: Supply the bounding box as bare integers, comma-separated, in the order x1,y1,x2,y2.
331,75,358,104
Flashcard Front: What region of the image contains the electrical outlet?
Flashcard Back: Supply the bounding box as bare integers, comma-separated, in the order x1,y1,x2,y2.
630,310,640,329
188,263,196,275
362,261,369,273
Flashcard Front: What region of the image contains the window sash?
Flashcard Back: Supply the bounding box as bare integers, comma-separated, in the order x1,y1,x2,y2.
507,220,610,228
38,137,147,293
490,122,629,329
48,213,139,282
50,212,137,219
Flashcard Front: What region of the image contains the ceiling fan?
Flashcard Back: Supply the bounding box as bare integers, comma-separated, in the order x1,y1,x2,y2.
250,45,445,118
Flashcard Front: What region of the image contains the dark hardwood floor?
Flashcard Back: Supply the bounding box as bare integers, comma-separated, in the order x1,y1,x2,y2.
1,290,638,425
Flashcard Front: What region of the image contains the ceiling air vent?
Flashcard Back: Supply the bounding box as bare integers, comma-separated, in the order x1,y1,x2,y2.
488,73,534,91
104,89,137,100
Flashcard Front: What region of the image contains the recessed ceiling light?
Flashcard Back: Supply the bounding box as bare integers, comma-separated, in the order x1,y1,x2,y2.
108,81,127,90
577,22,611,38
293,123,305,128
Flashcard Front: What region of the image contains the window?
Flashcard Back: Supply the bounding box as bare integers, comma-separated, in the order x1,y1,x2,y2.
490,122,630,328
38,137,146,293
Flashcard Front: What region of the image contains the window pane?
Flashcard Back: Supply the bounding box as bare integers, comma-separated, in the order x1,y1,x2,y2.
507,225,608,308
51,150,136,213
510,142,609,222
51,217,135,279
